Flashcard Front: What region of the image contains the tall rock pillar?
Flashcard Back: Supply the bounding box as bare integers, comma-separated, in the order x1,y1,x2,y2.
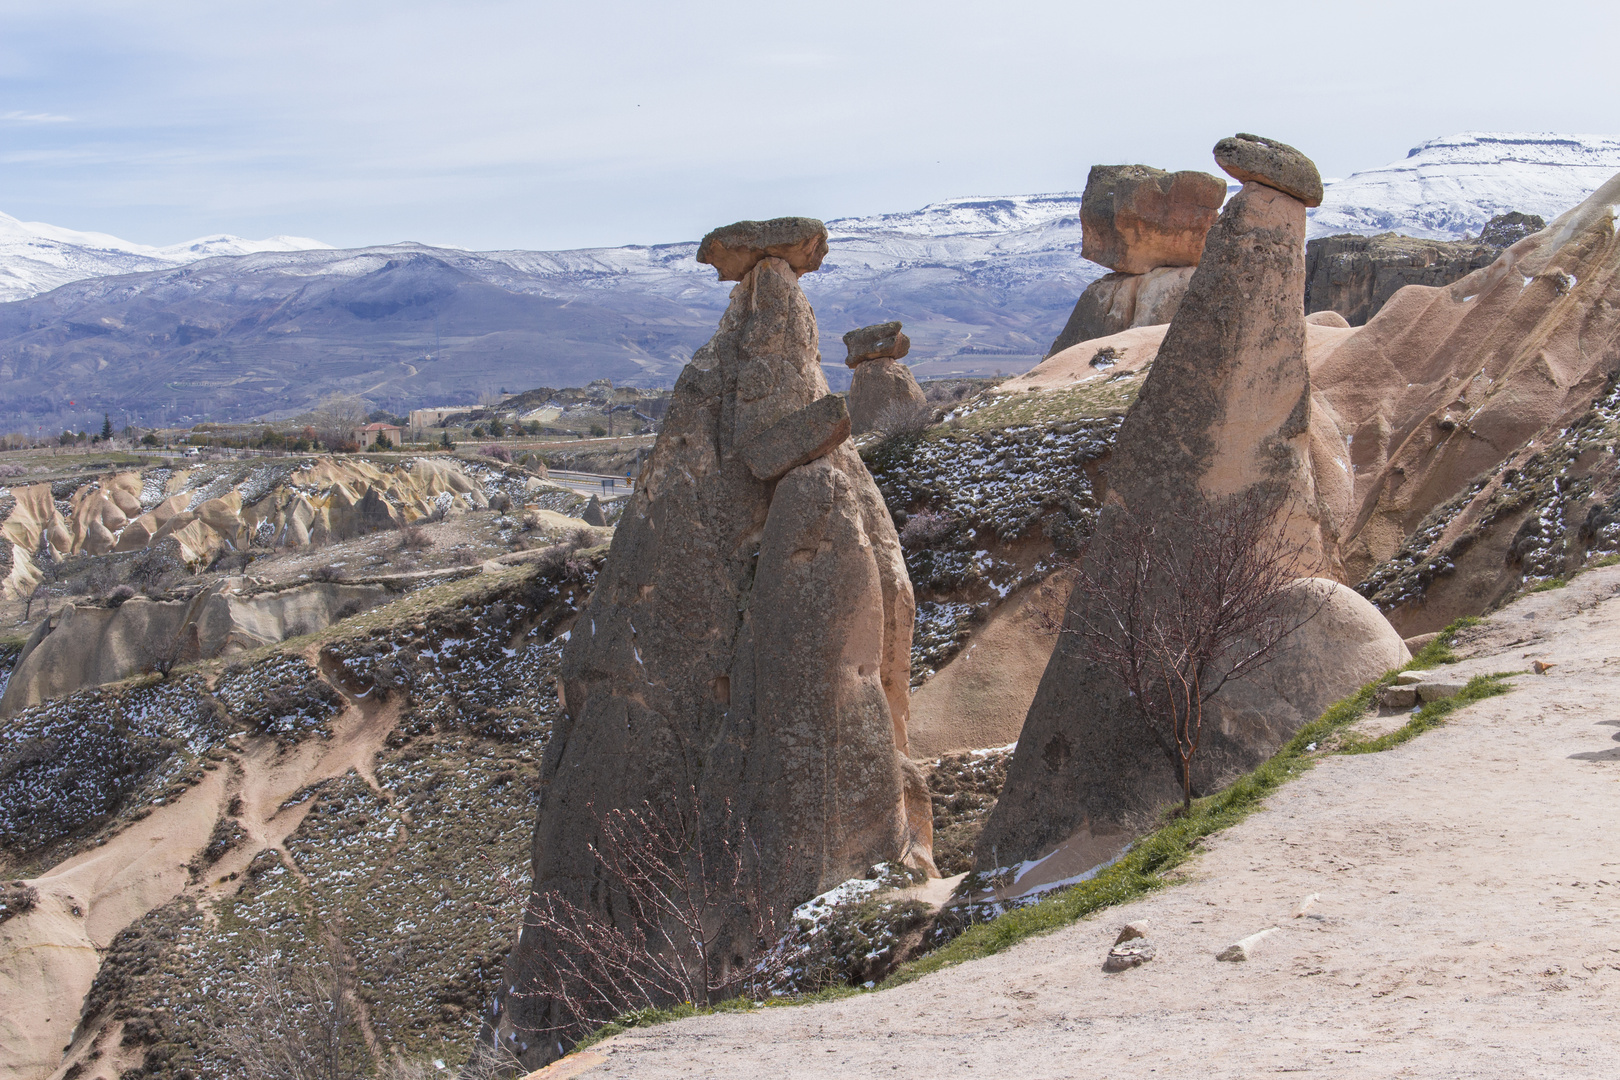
497,218,932,1064
975,135,1400,875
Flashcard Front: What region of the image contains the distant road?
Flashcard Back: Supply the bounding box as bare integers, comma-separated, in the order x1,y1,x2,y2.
546,470,635,498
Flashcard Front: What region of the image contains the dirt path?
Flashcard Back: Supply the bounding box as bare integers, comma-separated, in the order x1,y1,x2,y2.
566,569,1620,1079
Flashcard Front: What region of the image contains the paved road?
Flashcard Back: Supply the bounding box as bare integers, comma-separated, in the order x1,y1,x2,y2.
547,470,635,499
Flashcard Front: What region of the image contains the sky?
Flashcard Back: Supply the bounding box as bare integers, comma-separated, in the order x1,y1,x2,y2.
2,0,1618,253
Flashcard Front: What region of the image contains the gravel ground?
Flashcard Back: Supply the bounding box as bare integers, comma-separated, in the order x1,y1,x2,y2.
554,568,1620,1079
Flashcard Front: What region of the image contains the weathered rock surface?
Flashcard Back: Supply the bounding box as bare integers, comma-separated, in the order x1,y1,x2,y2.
1045,164,1224,358
1213,133,1323,207
848,357,930,435
1312,172,1620,630
501,249,929,1065
1080,164,1226,275
0,578,388,716
843,321,910,365
1304,232,1501,326
978,577,1407,872
1045,265,1198,357
696,217,829,281
0,456,531,597
740,394,852,481
978,138,1407,872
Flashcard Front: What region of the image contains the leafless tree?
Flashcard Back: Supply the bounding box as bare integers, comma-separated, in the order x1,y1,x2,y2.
206,936,361,1080
510,791,794,1045
1045,485,1325,811
313,394,369,448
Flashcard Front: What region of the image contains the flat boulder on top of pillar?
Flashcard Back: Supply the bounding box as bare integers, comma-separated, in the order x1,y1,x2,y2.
696,217,829,281
844,321,911,366
1213,133,1324,207
1080,164,1227,274
739,393,852,482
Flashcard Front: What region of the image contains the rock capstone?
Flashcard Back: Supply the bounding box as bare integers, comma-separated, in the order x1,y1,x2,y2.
843,321,910,366
696,217,829,282
844,321,930,435
1080,164,1227,275
1214,133,1324,207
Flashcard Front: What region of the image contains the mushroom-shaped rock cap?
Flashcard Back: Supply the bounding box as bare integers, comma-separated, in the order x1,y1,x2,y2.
1213,133,1323,207
843,321,911,367
696,217,829,281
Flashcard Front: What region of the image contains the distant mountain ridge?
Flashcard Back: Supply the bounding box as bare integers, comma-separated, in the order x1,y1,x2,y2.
1308,131,1620,240
1,132,1617,431
0,210,329,304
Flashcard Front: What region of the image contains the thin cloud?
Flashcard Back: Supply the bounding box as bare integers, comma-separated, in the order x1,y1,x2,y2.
0,110,74,123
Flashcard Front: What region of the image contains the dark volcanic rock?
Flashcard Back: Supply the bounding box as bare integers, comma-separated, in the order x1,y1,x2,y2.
696,217,830,282
1214,133,1324,207
1477,211,1546,248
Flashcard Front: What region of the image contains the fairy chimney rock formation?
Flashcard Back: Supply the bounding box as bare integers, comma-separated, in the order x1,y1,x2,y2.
844,321,910,365
844,321,930,435
1213,133,1324,207
1081,165,1228,274
695,216,829,281
501,220,930,1065
1047,164,1226,357
975,134,1402,875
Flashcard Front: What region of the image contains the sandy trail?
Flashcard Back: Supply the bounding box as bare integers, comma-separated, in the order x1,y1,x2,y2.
569,569,1620,1079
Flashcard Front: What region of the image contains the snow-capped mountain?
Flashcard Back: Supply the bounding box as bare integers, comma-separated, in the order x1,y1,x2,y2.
1308,132,1620,240
0,210,329,303
5,131,1620,430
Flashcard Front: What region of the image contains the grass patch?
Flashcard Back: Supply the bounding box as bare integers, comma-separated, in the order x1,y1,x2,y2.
954,379,1143,431
1527,576,1568,593
1337,671,1518,755
561,613,1502,1054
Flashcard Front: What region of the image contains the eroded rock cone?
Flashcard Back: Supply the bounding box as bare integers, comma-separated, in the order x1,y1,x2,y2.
1046,164,1226,358
499,238,931,1065
844,321,928,435
977,135,1405,873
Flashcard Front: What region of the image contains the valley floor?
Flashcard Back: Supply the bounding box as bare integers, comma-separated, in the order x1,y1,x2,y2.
559,569,1620,1079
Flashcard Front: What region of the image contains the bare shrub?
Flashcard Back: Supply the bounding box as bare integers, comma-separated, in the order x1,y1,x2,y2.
205,936,363,1080
512,792,793,1047
150,633,185,679
1044,485,1325,811
898,508,954,549
312,394,369,449
396,525,434,551
105,584,137,607
311,564,347,583
872,400,935,439
481,443,513,463
567,527,597,550
0,463,24,478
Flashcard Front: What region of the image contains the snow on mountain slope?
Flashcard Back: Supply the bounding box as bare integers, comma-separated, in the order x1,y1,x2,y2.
1308,132,1620,240
0,210,330,303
